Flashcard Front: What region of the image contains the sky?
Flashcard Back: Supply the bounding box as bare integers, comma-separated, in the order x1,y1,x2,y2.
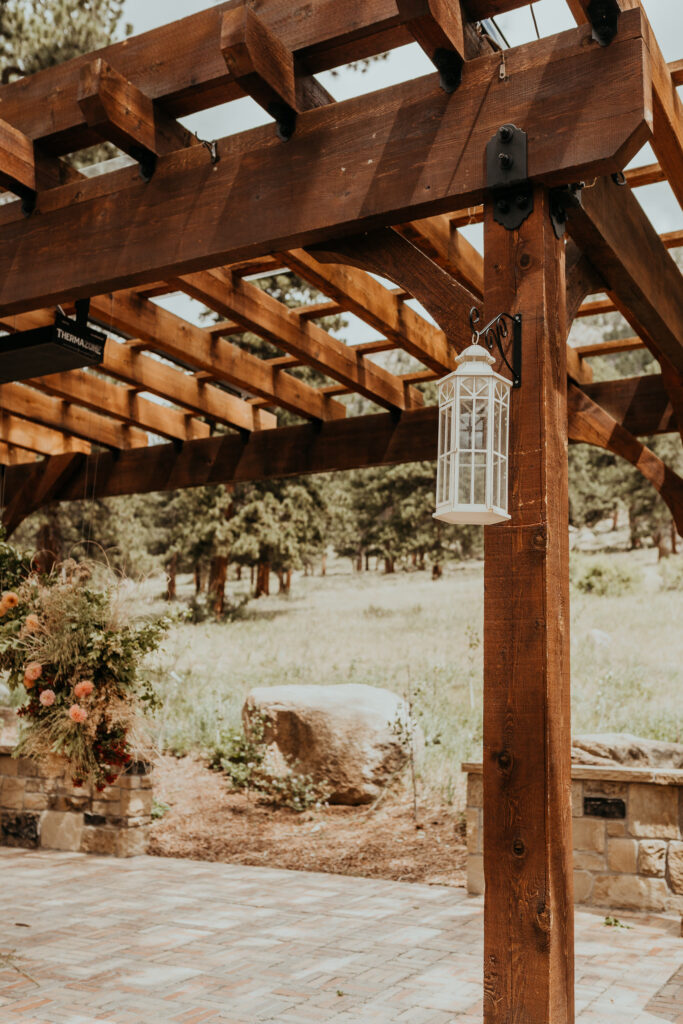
118,0,683,342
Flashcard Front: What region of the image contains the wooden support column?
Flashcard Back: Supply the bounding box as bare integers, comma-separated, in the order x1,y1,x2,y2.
483,186,574,1024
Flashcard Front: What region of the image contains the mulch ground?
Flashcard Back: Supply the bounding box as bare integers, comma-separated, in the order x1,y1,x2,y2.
148,754,468,887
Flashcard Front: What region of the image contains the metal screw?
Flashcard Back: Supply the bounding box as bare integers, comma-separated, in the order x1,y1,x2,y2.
498,125,513,143
498,153,513,170
516,194,529,210
497,199,510,214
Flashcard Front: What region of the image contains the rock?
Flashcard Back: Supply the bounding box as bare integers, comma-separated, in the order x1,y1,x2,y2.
40,810,84,851
638,839,667,877
667,842,683,895
592,874,669,912
572,733,683,769
628,783,680,840
243,684,419,805
607,837,637,874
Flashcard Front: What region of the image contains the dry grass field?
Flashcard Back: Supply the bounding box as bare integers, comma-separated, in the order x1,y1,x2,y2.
143,548,683,811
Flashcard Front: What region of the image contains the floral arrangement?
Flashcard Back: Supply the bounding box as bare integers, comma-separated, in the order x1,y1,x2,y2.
0,541,168,789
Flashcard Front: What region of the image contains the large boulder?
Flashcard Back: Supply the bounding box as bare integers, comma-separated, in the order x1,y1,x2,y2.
242,683,418,805
572,733,683,769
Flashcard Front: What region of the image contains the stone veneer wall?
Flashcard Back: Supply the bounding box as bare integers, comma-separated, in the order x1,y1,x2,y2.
0,740,153,857
463,762,683,914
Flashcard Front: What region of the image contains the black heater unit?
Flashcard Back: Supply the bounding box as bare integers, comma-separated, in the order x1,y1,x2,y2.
0,300,106,384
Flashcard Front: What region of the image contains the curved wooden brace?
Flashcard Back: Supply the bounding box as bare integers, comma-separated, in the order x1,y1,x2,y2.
568,382,683,533
308,228,477,348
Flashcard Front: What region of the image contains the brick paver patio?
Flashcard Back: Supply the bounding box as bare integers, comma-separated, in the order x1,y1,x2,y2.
0,849,681,1024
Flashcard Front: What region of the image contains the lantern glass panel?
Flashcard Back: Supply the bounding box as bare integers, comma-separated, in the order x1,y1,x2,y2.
458,453,472,504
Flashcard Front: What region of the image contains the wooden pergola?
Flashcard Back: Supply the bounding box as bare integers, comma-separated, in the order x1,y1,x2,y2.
0,1,681,1020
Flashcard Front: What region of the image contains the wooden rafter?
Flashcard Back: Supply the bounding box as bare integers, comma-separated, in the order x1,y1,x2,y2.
174,269,423,412
0,13,651,316
0,410,90,456
89,291,344,422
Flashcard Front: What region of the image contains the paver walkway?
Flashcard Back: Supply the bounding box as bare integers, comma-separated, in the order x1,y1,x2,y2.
0,849,681,1024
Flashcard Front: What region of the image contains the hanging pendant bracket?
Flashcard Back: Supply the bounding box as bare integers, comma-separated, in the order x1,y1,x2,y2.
486,124,533,231
469,307,522,388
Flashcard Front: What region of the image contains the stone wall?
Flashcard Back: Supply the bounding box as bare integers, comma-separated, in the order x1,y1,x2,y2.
0,733,153,857
463,762,683,914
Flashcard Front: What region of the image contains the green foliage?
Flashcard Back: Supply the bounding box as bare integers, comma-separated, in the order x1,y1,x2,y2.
0,0,130,82
151,798,170,820
570,556,642,596
209,710,326,811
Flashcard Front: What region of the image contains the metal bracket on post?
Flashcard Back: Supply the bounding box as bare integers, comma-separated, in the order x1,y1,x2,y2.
432,47,464,93
470,307,522,388
486,124,533,231
549,184,583,239
586,0,620,47
74,298,91,328
267,100,297,142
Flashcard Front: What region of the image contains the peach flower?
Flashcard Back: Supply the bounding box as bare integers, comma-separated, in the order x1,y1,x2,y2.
24,614,40,632
69,705,87,724
24,662,43,688
2,592,18,609
73,680,94,699
39,689,55,707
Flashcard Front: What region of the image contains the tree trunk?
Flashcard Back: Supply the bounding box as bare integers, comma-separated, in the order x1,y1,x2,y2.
250,564,255,587
255,561,271,597
35,507,62,575
194,563,202,594
235,565,242,581
672,518,678,555
321,553,327,576
384,556,394,574
208,555,228,615
365,552,370,571
166,552,178,601
277,568,292,594
355,553,363,572
431,563,442,580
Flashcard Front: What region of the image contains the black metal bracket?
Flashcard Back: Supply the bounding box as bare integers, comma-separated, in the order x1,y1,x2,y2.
268,100,297,142
469,307,522,388
74,298,91,328
486,124,533,231
549,184,583,239
432,47,464,93
129,144,157,183
587,0,620,46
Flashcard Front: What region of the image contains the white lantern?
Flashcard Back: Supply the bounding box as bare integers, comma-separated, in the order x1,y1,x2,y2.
433,338,512,526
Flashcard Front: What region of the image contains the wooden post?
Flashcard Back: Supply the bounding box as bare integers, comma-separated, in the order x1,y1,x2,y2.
483,186,574,1024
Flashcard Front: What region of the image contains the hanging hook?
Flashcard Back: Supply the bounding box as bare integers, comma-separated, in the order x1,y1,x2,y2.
469,306,522,387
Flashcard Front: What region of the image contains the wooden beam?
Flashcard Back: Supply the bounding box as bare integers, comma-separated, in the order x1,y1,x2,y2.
0,410,90,456
642,16,683,212
174,269,423,412
574,336,644,358
221,6,302,138
397,217,484,296
283,246,455,374
567,176,683,373
0,307,275,434
396,1,466,78
2,451,85,537
0,442,38,466
568,382,683,533
0,382,148,449
89,291,343,422
77,59,194,165
28,368,211,443
0,118,35,204
581,374,676,436
482,187,573,1024
0,14,651,315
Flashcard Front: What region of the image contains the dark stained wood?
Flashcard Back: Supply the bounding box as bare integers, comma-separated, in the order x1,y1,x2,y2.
397,0,466,64
77,59,194,160
310,229,478,349
641,16,683,212
565,240,604,326
0,118,36,199
568,176,683,374
0,14,650,315
0,410,90,456
574,336,644,359
568,382,683,533
482,188,574,1024
2,451,85,537
284,245,455,374
398,216,484,296
89,291,343,422
580,375,676,437
659,359,683,445
221,6,299,124
0,382,148,449
174,269,423,412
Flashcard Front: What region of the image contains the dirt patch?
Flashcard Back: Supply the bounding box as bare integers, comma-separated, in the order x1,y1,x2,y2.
148,754,467,886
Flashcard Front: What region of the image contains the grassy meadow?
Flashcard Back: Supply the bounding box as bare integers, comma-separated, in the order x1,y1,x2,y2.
138,548,683,809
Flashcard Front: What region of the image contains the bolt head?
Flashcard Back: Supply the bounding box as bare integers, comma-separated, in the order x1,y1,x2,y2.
498,153,513,170
516,194,529,209
497,199,510,214
498,125,513,143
